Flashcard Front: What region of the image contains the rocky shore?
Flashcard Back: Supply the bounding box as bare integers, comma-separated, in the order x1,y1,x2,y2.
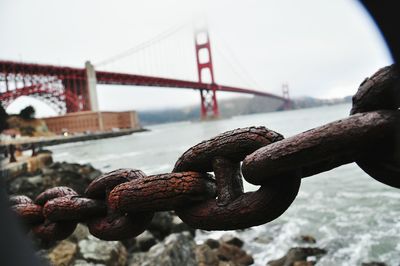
3,154,389,266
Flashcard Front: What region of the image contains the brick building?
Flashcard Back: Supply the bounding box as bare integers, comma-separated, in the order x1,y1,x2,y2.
43,111,140,135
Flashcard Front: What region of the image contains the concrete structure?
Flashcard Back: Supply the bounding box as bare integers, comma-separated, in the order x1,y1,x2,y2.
43,111,140,135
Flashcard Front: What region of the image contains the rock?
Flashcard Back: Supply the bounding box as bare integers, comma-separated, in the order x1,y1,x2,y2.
36,149,53,155
219,262,243,266
267,247,326,266
78,235,127,266
6,161,102,198
78,163,102,181
133,230,157,252
47,240,77,266
128,232,197,266
147,212,174,240
128,252,148,266
7,175,44,199
73,259,105,266
198,238,254,266
295,235,316,244
293,262,314,266
205,238,220,249
147,212,195,240
217,242,254,265
68,224,90,243
362,263,387,266
41,162,97,194
171,214,195,236
220,233,244,248
195,244,219,266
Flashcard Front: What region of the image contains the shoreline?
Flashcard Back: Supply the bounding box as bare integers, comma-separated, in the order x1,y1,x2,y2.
0,127,148,152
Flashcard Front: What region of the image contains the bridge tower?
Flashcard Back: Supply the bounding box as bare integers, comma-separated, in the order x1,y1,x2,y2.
194,28,219,120
85,61,99,111
282,83,292,110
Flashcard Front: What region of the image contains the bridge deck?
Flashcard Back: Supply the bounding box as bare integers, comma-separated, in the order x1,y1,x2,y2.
0,60,287,101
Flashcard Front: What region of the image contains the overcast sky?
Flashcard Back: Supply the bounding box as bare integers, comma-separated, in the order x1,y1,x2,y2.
0,0,393,117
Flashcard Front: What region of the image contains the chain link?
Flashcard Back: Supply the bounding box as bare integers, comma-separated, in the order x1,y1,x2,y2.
7,65,400,242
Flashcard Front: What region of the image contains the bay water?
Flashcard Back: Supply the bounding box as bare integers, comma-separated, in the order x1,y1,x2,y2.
49,103,400,265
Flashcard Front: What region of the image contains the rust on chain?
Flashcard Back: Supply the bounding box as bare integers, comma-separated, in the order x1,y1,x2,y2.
108,172,216,213
9,195,33,205
32,221,77,242
351,65,400,188
85,168,154,240
11,203,44,224
43,195,107,222
85,168,146,199
173,127,301,230
87,212,154,241
212,157,243,206
350,64,399,115
174,126,283,172
35,186,78,206
242,111,400,184
177,178,300,230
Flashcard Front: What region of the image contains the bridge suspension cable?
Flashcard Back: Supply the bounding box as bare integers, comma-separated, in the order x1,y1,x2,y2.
94,22,189,68
213,36,263,90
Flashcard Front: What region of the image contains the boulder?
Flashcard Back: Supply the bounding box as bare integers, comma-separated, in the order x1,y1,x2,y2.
195,244,220,266
78,235,127,266
7,175,44,198
220,233,244,248
128,232,197,266
133,230,158,252
6,161,102,198
170,214,196,236
147,211,194,240
217,242,254,265
68,224,90,243
47,240,78,266
128,252,148,266
293,262,314,266
147,212,174,240
205,238,220,249
267,247,326,266
295,235,316,244
73,259,105,266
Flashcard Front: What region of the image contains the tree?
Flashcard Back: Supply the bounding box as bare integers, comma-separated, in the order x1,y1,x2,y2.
19,105,36,120
0,102,8,132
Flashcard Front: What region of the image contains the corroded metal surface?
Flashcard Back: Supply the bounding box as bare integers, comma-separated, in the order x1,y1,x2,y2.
35,187,78,206
43,195,106,222
173,129,300,230
85,168,146,199
242,111,399,184
87,213,154,241
350,65,400,188
108,172,216,212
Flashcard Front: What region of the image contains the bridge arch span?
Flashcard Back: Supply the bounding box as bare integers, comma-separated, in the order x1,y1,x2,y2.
1,84,80,115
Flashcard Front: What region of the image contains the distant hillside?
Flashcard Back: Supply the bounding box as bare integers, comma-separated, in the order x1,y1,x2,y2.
292,95,352,109
138,95,352,125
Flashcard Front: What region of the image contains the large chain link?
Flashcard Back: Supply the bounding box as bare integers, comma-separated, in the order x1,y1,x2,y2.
8,65,400,242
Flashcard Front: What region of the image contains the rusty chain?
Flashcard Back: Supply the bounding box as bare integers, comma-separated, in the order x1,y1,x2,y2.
8,65,400,242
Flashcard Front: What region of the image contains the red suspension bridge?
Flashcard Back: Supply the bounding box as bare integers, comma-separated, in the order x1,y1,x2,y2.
0,25,291,119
